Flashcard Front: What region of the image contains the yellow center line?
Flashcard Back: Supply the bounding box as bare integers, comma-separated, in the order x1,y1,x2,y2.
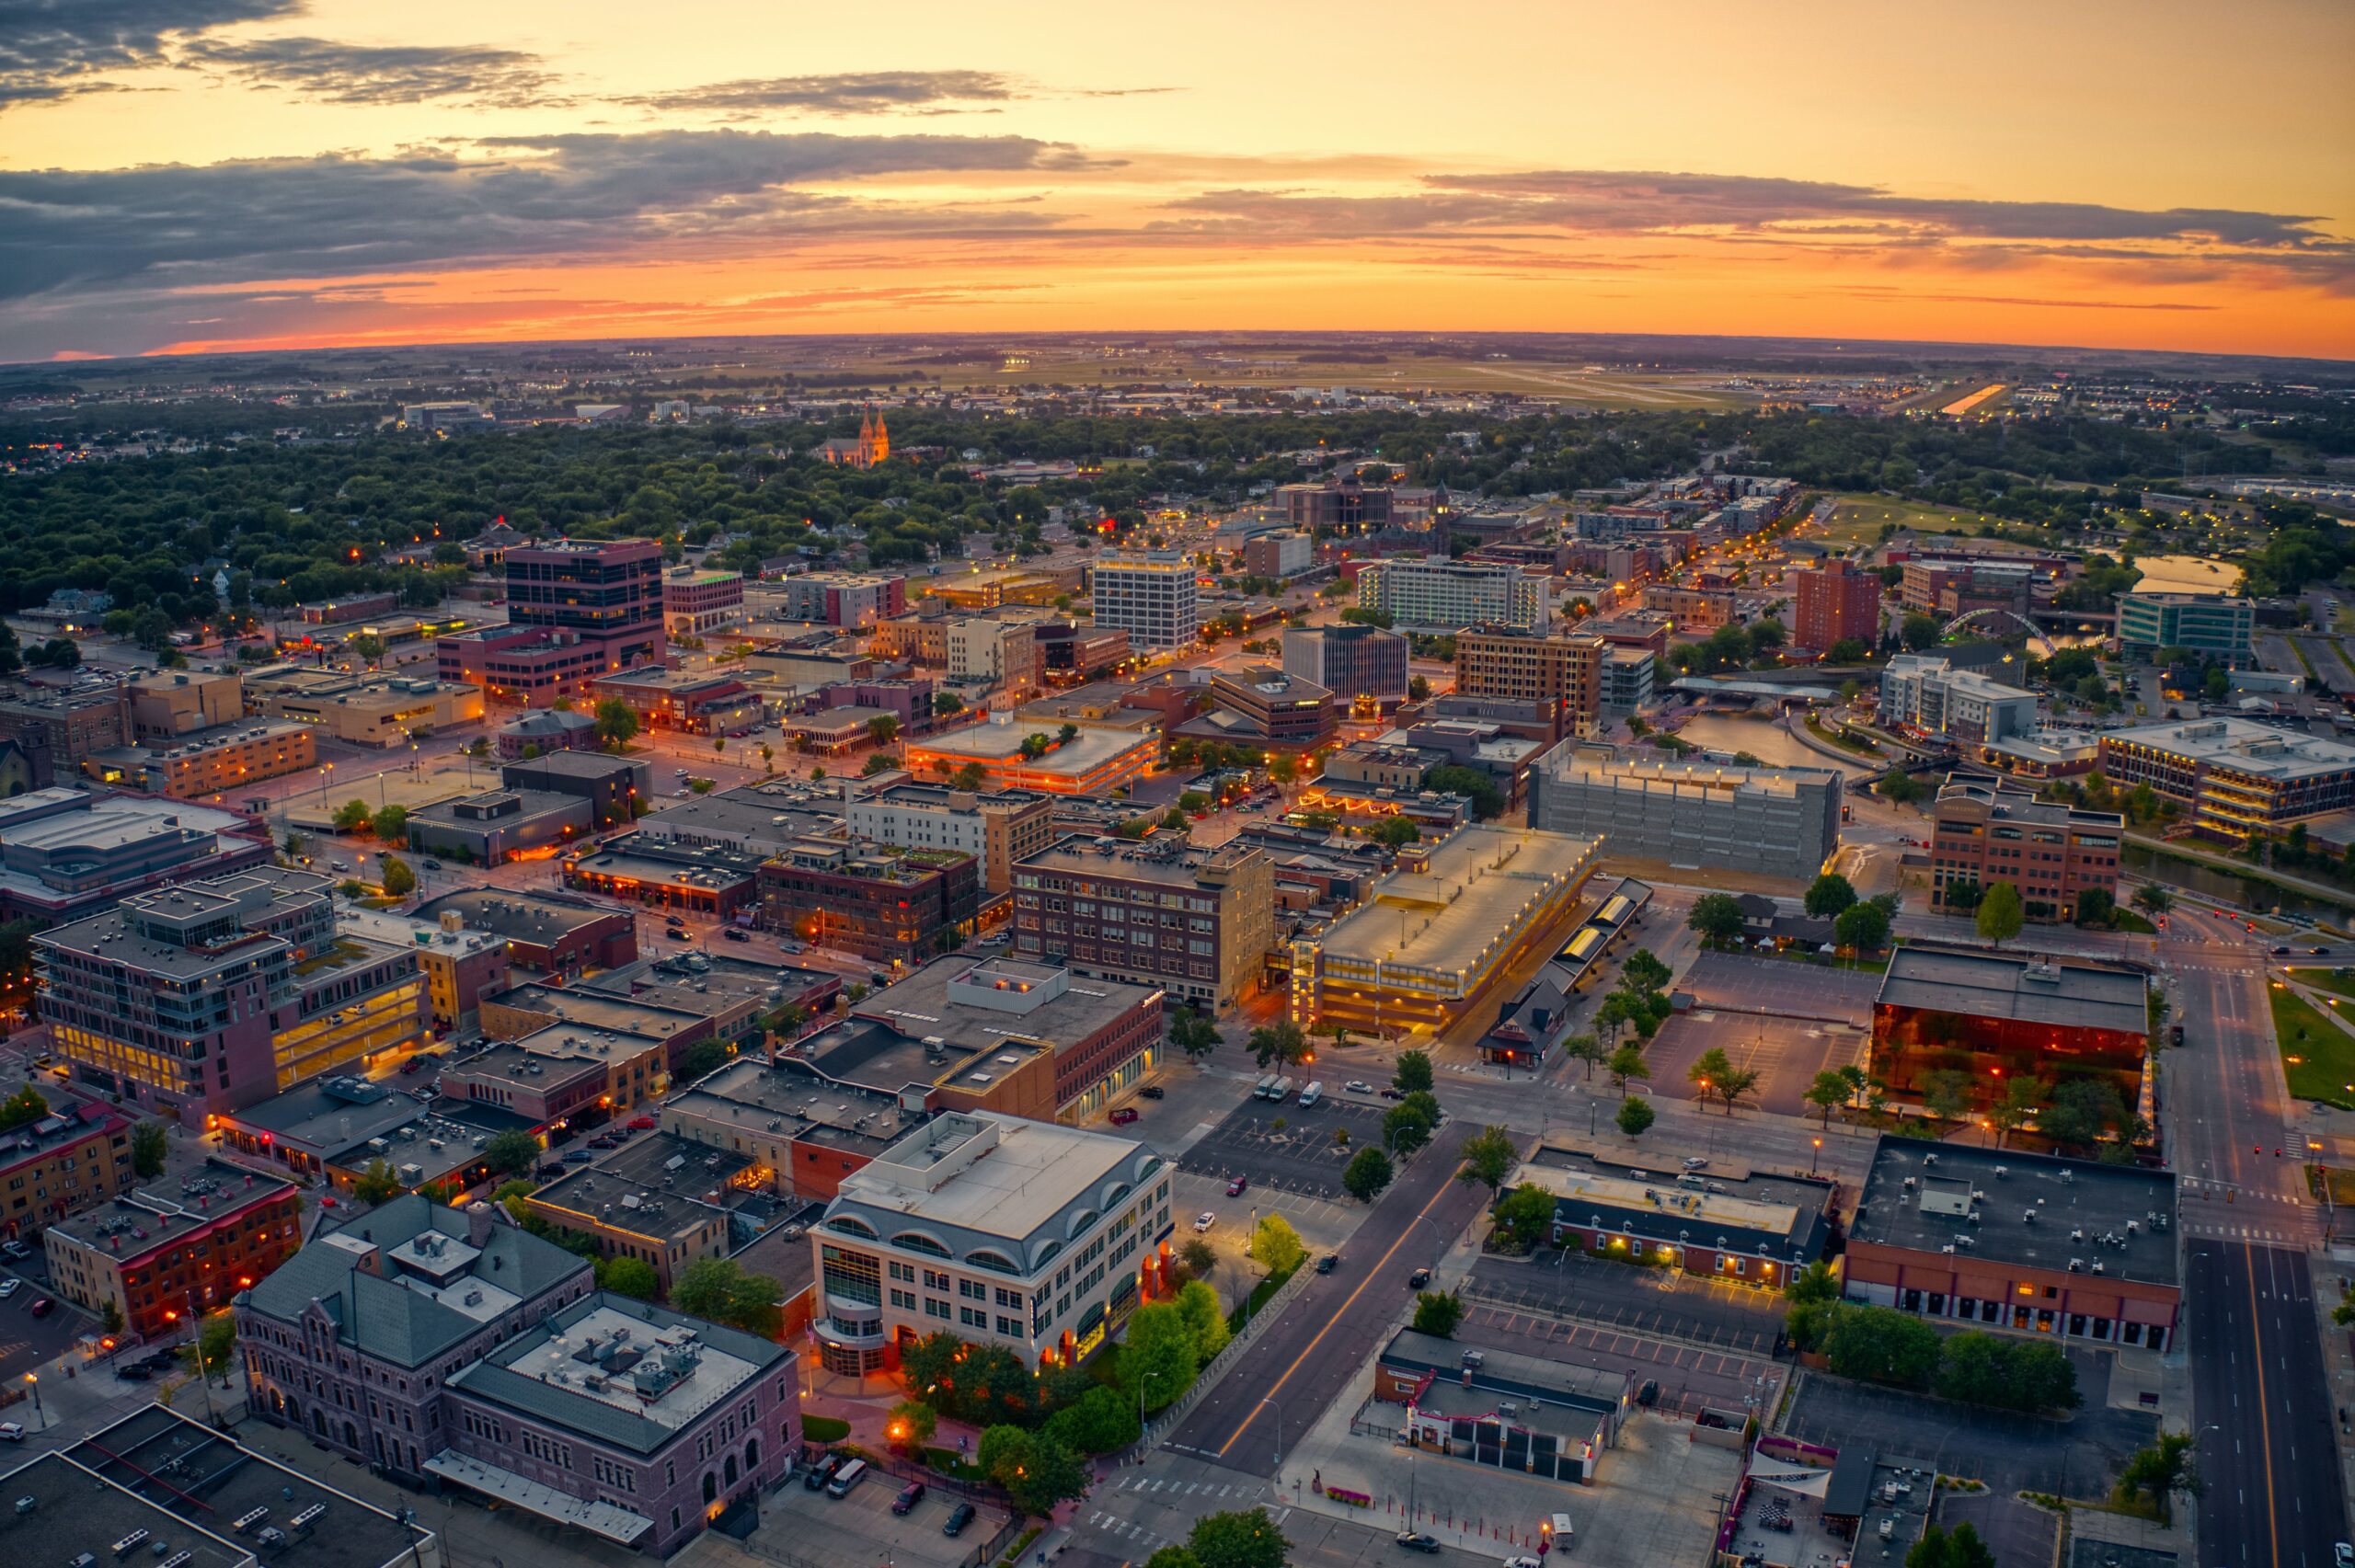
2244,1242,2281,1568
1215,1151,1467,1459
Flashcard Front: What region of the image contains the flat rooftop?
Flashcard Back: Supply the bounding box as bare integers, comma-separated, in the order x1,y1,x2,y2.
807,1015,1046,1101
1381,1328,1626,1416
569,842,764,890
1017,834,1258,888
1539,742,1839,797
1875,944,2150,1036
840,1111,1146,1244
531,1132,754,1241
47,1158,297,1256
412,887,622,944
454,1293,785,1452
664,1058,914,1153
1315,825,1597,982
2103,716,2355,782
61,1405,432,1568
857,954,1153,1047
0,1453,251,1568
1850,1136,2179,1288
910,722,1156,772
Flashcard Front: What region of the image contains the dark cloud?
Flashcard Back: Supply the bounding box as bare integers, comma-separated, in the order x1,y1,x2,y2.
0,0,297,106
177,36,564,108
617,70,1023,118
0,130,1076,303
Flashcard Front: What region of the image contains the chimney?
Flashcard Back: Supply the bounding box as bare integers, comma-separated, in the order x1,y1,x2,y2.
466,1200,494,1247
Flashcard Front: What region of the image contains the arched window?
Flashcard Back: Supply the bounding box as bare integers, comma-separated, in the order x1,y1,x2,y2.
724,1454,739,1486
824,1216,879,1239
890,1231,951,1258
965,1248,1020,1276
702,1471,718,1504
1063,1208,1099,1241
745,1437,760,1471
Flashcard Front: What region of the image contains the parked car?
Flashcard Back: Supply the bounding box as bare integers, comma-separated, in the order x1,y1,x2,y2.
1502,1557,1544,1568
804,1454,845,1491
422,860,443,871
1139,1085,1165,1100
891,1482,926,1516
1315,1254,1338,1275
1226,1175,1248,1196
1379,1087,1405,1101
400,1055,432,1073
1681,1157,1708,1171
0,1423,22,1442
722,928,750,943
1395,1534,1442,1554
0,1280,17,1299
28,1298,52,1318
664,914,686,927
116,1364,151,1381
1345,1081,1373,1094
943,1503,977,1538
1193,1212,1216,1232
628,1116,657,1130
0,1241,30,1261
1407,1267,1431,1289
1637,1379,1660,1407
563,1150,596,1163
1109,1107,1141,1126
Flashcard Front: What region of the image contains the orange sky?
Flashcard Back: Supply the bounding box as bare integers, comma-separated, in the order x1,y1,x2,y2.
4,0,2350,362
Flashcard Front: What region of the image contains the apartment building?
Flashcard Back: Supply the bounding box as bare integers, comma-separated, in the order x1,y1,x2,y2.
1878,655,2039,744
2097,717,2355,842
237,1196,791,1554
662,567,745,635
1793,557,1882,651
1453,631,1603,739
948,617,1041,696
438,538,667,704
1242,531,1315,579
1089,552,1199,651
1358,559,1546,633
0,1099,132,1239
1925,777,2123,922
757,838,981,966
1011,836,1273,1013
1900,559,2032,617
1637,586,1736,632
844,782,1056,895
243,667,485,748
2116,592,2253,664
46,1158,302,1338
37,867,429,1120
1282,623,1409,705
0,679,131,788
811,1111,1171,1374
775,572,906,627
82,720,316,802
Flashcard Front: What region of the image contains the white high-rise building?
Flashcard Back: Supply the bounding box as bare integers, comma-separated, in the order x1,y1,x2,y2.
1357,558,1546,633
1089,551,1199,650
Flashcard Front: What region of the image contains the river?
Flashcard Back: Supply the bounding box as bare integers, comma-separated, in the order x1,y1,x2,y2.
2120,841,2352,921
1671,713,1870,774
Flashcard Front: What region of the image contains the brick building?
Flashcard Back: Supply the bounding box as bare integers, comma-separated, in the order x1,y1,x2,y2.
1012,837,1273,1013
1453,631,1603,740
1793,557,1881,651
757,838,980,967
46,1158,303,1338
1925,776,2122,922
0,1098,132,1239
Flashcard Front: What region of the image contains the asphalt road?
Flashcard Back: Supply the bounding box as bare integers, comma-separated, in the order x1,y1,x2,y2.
1163,1123,1492,1477
2189,1241,2347,1568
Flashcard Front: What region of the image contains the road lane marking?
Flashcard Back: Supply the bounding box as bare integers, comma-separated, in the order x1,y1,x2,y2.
2244,1242,2281,1568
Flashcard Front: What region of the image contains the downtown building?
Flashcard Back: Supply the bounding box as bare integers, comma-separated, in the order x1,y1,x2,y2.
1453,631,1604,740
439,538,667,704
236,1195,792,1555
811,1110,1171,1375
0,787,273,924
1357,558,1546,633
1878,655,2039,745
2116,591,2253,665
45,1158,303,1339
37,867,429,1122
757,837,981,967
1282,623,1409,707
1793,557,1882,651
2097,716,2355,843
1011,836,1273,1013
1925,775,2123,922
1527,743,1843,884
844,781,1057,896
1089,551,1200,651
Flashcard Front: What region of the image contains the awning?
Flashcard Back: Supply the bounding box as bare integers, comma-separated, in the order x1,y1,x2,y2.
424,1450,654,1545
1745,1461,1832,1499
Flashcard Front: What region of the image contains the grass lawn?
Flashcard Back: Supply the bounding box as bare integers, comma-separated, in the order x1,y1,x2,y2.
2293,968,2355,1001
2110,910,2156,934
1809,493,2006,550
2271,987,2355,1108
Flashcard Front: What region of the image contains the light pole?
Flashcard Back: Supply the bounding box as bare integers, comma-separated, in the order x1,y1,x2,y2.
1138,1368,1167,1432
1256,1396,1284,1471
23,1373,40,1430
1811,1138,1822,1177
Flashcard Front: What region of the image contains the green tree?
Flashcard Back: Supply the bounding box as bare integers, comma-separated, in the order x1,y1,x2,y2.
1606,1044,1650,1098
2039,1077,2131,1152
1169,1007,1223,1062
187,1310,238,1380
1248,1213,1307,1276
597,1255,660,1299
1457,1125,1518,1193
0,1086,47,1132
1393,1049,1434,1095
1833,900,1890,955
372,804,409,841
2113,1430,2200,1523
1921,1069,1973,1125
1975,881,2025,946
2074,887,2116,926
979,1425,1089,1517
1988,1076,2044,1147
352,1159,403,1205
380,855,416,897
1561,1032,1605,1081
1174,1278,1230,1362
1368,816,1420,849
1187,1510,1289,1568
592,698,639,748
886,1399,937,1452
671,1257,785,1337
1410,1290,1463,1337
675,1037,730,1082
1804,1070,1851,1127
1804,873,1858,919
1905,1524,1996,1568
493,1178,537,1221
131,1121,168,1179
1901,614,1939,652
2131,883,2174,917
1043,1384,1143,1456
481,1129,540,1177
1615,1096,1655,1138
332,798,373,833
952,761,986,791
1686,892,1745,950
1407,675,1431,702
1179,1237,1218,1277
936,691,966,717
1425,765,1503,820
1493,1182,1558,1253
868,714,901,749
1822,1304,1942,1388
1620,948,1672,995
1246,1018,1310,1070
1343,1145,1394,1202
1120,1300,1200,1413
1382,1101,1434,1156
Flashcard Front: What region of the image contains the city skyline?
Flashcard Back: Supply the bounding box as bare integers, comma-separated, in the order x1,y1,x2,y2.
3,0,2350,363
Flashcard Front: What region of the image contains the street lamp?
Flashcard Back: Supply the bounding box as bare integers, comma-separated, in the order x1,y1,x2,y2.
23,1373,40,1429
1256,1396,1284,1471
1811,1137,1822,1176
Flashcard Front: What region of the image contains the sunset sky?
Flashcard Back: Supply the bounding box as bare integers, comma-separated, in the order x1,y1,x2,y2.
4,0,2350,363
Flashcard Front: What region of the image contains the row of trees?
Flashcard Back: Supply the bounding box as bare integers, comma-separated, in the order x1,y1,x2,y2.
1784,1265,2079,1413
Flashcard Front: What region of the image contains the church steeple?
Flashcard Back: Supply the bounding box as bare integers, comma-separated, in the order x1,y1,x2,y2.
868,406,889,464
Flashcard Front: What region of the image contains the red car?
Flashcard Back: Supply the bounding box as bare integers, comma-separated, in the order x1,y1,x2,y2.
28,1298,52,1318
1109,1107,1141,1126
628,1116,656,1130
1226,1176,1248,1196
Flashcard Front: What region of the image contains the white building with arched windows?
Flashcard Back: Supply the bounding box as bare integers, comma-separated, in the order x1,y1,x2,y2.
810,1111,1172,1375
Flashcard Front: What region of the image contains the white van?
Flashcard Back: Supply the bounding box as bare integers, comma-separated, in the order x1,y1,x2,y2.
1545,1512,1574,1552
1297,1081,1324,1108
826,1459,867,1498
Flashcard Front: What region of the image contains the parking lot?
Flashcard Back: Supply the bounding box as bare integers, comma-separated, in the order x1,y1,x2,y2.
1644,1012,1865,1116
1464,1251,1785,1356
1176,1097,1388,1202
1679,952,1878,1026
727,1462,1005,1568
1783,1350,2155,1497
0,1256,103,1391
1457,1304,1784,1422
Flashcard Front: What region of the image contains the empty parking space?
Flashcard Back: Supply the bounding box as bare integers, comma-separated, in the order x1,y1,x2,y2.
1459,1304,1783,1422
1680,953,1878,1026
1177,1098,1388,1202
1645,1013,1865,1116
741,1468,1004,1568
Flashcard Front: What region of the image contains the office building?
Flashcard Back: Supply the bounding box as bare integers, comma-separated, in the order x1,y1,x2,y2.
1925,777,2122,922
243,667,486,748
1528,744,1842,884
128,670,243,738
948,617,1040,696
83,719,316,802
1844,1136,2177,1351
1012,836,1273,1013
1090,551,1199,651
37,868,429,1120
631,785,838,861
1869,945,2152,1117
1583,613,1673,655
1793,558,1882,651
2097,717,2355,841
1600,647,1653,714
811,1110,1171,1373
901,717,1159,796
497,707,598,759
408,788,592,864
662,566,745,635
1242,531,1315,579
0,787,272,923
757,838,980,967
403,400,496,431
1289,825,1596,1039
2117,592,2254,664
1900,558,2032,617
337,905,511,1034
237,1195,791,1553
845,783,1056,896
1453,631,1603,739
775,571,907,628
0,1099,132,1239
0,679,131,788
438,538,666,704
1274,480,1399,531
1358,559,1546,633
1171,665,1337,752
590,668,764,737
410,888,637,976
1283,624,1409,706
1877,655,2039,744
45,1157,302,1338
1637,585,1735,632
